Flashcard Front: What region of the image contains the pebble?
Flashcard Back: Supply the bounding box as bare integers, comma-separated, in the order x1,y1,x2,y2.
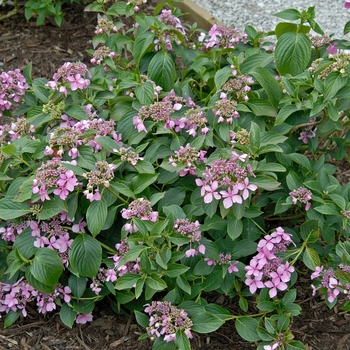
191,0,350,40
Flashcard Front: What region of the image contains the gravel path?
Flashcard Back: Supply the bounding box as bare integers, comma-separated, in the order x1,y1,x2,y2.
191,0,349,40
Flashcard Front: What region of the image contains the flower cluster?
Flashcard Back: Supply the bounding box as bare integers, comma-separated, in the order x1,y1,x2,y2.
245,227,295,297
310,265,350,303
213,92,240,123
29,214,74,266
121,198,158,233
307,33,332,49
47,116,120,157
158,9,186,35
174,218,206,257
222,75,254,101
204,253,239,274
82,161,116,202
144,301,193,342
90,46,117,65
32,158,78,201
0,69,28,118
0,222,27,242
46,62,91,96
168,143,207,176
133,90,209,136
199,24,247,49
115,147,144,166
0,278,71,317
195,152,257,208
230,128,250,146
289,187,312,211
298,118,317,144
94,17,118,34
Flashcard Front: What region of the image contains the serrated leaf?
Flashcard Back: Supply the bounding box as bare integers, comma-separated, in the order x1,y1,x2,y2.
214,66,232,90
303,247,320,270
86,197,108,237
31,248,63,286
68,234,102,278
148,52,176,92
275,32,311,76
235,317,260,342
135,81,154,106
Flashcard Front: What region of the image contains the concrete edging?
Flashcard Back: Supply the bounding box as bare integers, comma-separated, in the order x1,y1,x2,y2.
154,0,223,31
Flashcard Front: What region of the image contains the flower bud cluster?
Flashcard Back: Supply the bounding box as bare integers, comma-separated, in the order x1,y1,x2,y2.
134,90,209,136
46,62,91,96
245,227,296,298
195,152,257,208
222,75,254,101
213,92,239,123
289,187,312,211
204,252,239,274
168,143,207,176
309,53,350,79
230,128,250,146
174,218,206,257
94,17,117,34
158,9,186,35
116,146,144,166
311,266,342,302
0,69,28,117
199,24,247,49
307,33,332,49
82,161,116,202
144,301,193,342
90,46,117,65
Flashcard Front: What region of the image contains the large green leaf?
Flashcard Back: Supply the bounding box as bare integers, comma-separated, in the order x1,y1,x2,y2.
135,81,154,106
303,247,320,270
214,66,233,90
0,198,31,220
148,52,176,92
275,32,311,76
31,248,63,286
235,317,260,342
133,31,155,64
86,197,108,237
191,313,224,333
68,234,102,278
249,67,282,108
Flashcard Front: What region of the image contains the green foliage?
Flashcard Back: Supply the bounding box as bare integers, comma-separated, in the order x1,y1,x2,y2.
1,0,350,349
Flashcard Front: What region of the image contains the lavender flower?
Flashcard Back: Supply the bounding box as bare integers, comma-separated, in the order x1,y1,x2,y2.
144,301,193,342
289,187,312,211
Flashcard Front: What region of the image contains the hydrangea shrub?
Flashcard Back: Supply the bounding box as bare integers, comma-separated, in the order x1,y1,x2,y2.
1,0,350,349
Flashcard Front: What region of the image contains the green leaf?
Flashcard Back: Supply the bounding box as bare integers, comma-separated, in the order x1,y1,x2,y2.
273,8,301,20
324,72,347,101
303,247,320,270
12,229,36,259
214,66,232,90
64,105,88,120
0,198,31,220
135,82,154,106
286,341,307,350
300,220,319,243
146,273,167,291
134,310,149,328
130,173,158,194
235,317,260,342
31,248,63,286
314,203,340,216
72,300,95,314
115,273,141,290
1,143,17,156
38,197,68,220
60,303,77,328
163,264,190,278
275,104,299,125
249,67,282,108
148,52,176,92
86,197,108,237
68,234,102,278
118,245,147,267
227,215,243,241
176,274,191,295
288,153,311,171
4,310,21,328
275,32,311,76
240,53,274,75
344,20,350,35
191,313,224,333
244,99,277,117
68,274,86,299
133,31,155,64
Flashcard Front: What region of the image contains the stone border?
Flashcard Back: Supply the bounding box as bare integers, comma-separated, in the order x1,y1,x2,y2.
154,0,223,31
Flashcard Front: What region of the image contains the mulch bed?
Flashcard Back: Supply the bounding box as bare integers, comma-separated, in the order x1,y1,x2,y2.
0,2,350,349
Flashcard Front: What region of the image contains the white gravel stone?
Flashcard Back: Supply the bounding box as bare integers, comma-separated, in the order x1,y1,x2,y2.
191,0,350,40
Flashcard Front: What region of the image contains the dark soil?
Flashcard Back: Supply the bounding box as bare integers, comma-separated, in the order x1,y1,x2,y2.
0,3,350,350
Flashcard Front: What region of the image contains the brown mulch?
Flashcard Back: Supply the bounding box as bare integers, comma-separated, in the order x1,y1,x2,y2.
0,2,350,350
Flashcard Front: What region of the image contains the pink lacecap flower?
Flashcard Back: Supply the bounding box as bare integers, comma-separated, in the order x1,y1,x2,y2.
76,313,93,324
345,0,350,9
326,42,338,55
